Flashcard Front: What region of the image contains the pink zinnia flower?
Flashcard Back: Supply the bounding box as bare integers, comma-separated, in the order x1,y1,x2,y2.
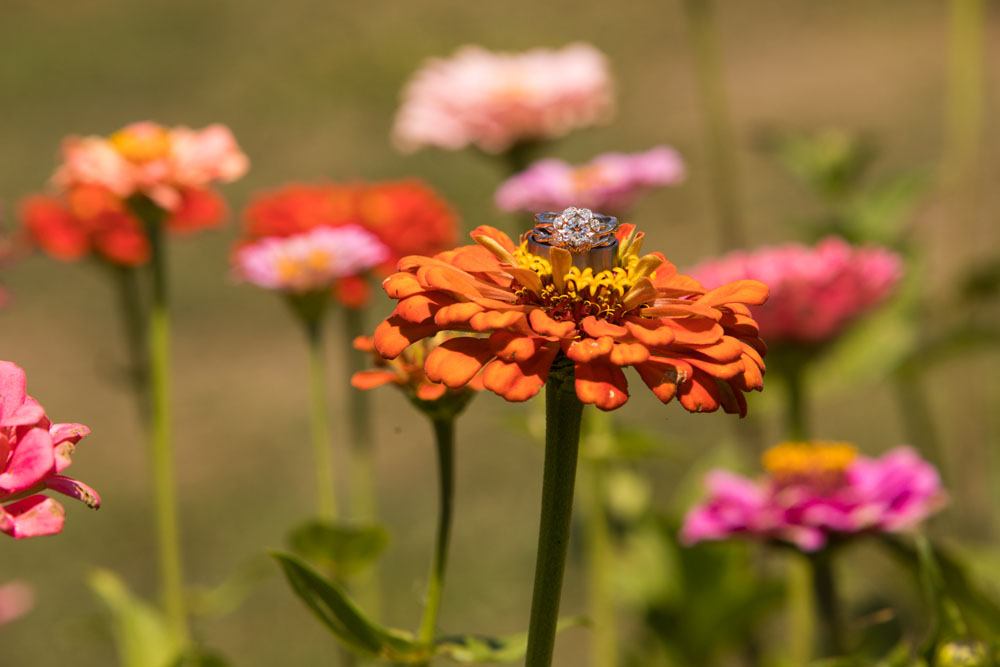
681,442,944,551
0,361,101,539
233,225,389,293
393,44,614,154
53,121,248,212
495,147,685,214
688,237,903,344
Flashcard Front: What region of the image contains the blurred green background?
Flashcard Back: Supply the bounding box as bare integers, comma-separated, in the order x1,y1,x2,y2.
1,0,998,665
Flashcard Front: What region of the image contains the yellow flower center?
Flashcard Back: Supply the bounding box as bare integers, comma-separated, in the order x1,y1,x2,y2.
110,124,172,162
571,165,611,194
512,242,648,323
762,441,858,486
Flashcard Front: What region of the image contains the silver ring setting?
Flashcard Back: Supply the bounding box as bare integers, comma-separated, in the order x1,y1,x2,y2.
526,206,619,272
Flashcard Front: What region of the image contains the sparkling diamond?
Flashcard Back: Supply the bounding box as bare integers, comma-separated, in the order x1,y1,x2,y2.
552,206,597,251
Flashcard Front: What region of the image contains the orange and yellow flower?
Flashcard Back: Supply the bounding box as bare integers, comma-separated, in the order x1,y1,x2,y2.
352,334,483,404
373,224,768,413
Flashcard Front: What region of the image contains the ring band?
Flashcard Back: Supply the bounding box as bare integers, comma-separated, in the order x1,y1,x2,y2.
526,206,619,272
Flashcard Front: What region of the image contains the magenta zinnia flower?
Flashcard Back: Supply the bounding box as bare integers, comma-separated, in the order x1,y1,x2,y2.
682,442,944,551
233,225,389,293
393,44,614,154
688,237,903,344
495,147,685,214
0,361,100,539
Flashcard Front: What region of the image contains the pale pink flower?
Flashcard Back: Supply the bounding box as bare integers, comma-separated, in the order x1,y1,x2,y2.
681,443,945,551
0,581,34,626
233,225,389,293
0,361,100,539
393,44,614,154
52,121,248,211
688,237,903,344
495,146,684,214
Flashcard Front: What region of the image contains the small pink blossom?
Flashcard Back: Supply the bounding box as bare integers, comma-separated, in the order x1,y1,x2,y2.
52,122,248,212
233,225,389,293
688,237,903,344
0,361,100,539
495,146,684,214
681,444,944,551
393,44,614,154
0,581,33,626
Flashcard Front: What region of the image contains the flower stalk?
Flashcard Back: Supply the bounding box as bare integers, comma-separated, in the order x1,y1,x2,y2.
108,263,149,423
138,197,190,647
417,416,456,651
809,548,846,656
525,358,584,667
303,314,339,521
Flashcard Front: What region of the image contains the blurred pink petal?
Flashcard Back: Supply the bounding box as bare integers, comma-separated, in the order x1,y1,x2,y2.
0,496,65,539
0,581,34,626
0,428,55,494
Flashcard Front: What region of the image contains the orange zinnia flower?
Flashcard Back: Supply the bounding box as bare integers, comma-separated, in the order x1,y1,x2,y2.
373,218,768,413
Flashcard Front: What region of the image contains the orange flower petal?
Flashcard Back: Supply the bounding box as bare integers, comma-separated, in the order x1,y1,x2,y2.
581,316,628,339
373,316,440,359
416,383,448,401
353,336,375,352
678,369,723,413
737,353,764,391
609,341,650,366
634,356,693,405
425,337,495,388
529,309,577,338
481,344,558,402
688,336,745,363
698,279,769,308
397,293,451,324
351,370,400,390
434,301,484,327
624,317,676,347
566,336,614,363
469,225,517,253
382,272,424,299
489,331,542,362
575,362,629,411
470,310,526,332
666,318,724,345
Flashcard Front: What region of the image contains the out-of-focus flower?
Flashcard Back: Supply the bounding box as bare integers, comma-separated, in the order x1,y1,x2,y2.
681,442,944,551
242,180,458,307
495,147,684,214
0,361,100,539
353,334,484,405
0,581,34,626
688,237,903,344
52,121,247,212
233,225,388,293
20,184,228,266
373,220,767,413
393,44,614,154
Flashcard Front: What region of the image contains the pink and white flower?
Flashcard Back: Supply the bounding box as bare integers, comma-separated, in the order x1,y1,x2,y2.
681,443,944,551
53,121,248,212
233,225,389,293
495,146,684,214
688,237,903,344
0,361,100,539
393,44,614,154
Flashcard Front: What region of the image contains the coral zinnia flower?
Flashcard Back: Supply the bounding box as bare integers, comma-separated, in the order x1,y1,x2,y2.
53,121,248,213
681,441,944,551
353,334,484,404
688,237,903,344
392,44,614,154
495,147,685,215
373,213,767,413
0,361,100,538
242,180,459,307
20,184,229,266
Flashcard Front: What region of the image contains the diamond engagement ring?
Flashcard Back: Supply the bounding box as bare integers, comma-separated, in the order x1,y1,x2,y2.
526,206,619,271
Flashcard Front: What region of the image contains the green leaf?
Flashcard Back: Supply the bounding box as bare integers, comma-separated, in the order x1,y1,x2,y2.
187,554,274,619
272,553,428,661
170,649,232,667
845,169,929,245
88,568,180,667
437,617,586,663
287,519,389,577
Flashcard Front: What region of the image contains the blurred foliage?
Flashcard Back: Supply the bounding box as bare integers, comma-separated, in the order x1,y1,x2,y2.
286,519,389,579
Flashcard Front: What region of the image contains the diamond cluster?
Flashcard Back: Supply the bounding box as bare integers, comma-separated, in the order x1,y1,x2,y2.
551,206,602,251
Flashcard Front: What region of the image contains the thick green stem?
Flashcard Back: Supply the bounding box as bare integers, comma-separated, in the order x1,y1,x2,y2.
681,0,747,251
305,319,339,521
784,363,809,441
417,417,456,653
525,364,584,667
892,368,945,479
145,208,190,648
108,264,149,423
342,307,382,618
809,550,845,657
944,0,985,190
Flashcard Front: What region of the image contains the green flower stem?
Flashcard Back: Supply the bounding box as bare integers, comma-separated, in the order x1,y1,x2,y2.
144,204,190,648
944,0,985,191
417,417,456,651
108,263,149,423
304,318,339,521
681,0,747,251
784,361,809,442
525,362,584,667
808,549,845,656
342,306,382,618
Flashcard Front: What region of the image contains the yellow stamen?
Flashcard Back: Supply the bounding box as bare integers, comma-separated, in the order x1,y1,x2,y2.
109,125,172,162
762,441,858,478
